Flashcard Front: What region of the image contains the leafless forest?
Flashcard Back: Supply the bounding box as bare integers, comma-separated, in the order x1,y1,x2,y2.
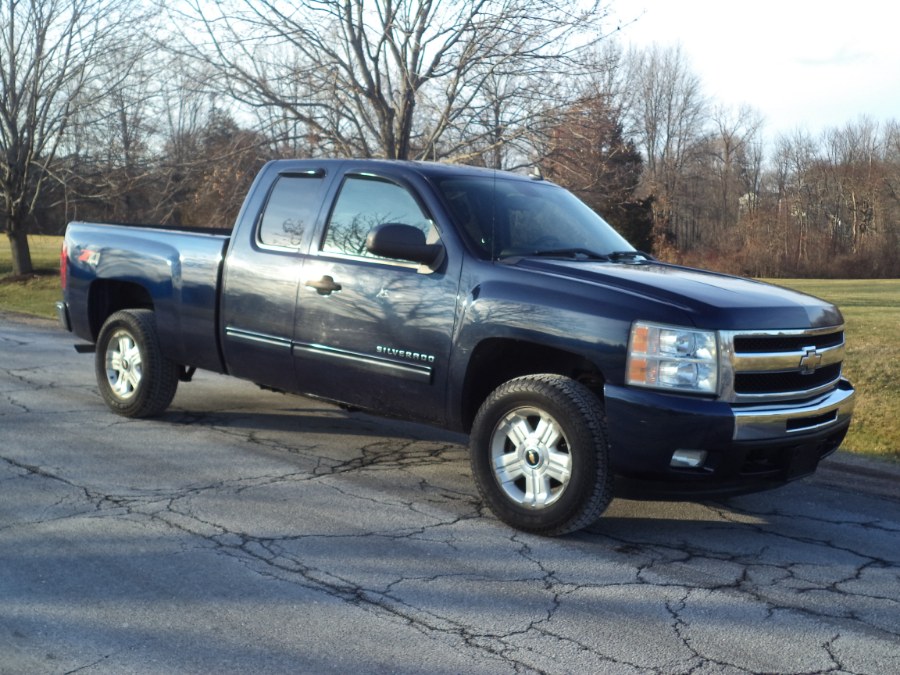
2,0,898,277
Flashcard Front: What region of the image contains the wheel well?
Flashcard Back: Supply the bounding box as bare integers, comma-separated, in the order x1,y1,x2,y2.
88,280,154,340
461,338,605,431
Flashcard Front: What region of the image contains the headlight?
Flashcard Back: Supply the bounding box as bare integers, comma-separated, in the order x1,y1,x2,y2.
626,322,718,394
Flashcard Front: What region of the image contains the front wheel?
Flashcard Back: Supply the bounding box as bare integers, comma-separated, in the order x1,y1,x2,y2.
469,374,613,536
95,309,179,418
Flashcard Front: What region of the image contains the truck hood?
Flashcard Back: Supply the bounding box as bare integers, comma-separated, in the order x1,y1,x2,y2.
511,258,843,330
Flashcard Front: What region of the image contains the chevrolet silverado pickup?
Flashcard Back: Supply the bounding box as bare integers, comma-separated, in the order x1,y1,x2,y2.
57,159,856,535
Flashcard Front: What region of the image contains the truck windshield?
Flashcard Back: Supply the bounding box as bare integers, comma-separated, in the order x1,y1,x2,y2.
436,176,634,261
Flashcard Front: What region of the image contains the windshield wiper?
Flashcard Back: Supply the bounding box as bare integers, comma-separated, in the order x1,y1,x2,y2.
529,248,611,260
605,250,655,262
501,248,656,263
528,248,656,262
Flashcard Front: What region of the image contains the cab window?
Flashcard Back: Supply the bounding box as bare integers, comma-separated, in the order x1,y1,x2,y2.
321,175,433,259
258,174,325,248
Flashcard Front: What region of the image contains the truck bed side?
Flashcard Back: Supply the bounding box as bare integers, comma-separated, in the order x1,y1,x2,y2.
62,222,230,373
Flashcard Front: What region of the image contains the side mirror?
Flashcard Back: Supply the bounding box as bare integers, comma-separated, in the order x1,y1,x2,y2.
366,223,443,265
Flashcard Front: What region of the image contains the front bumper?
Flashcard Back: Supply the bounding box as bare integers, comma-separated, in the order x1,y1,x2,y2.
604,380,855,498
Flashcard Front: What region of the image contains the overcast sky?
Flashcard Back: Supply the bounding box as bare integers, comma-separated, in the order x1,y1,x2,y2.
611,0,900,139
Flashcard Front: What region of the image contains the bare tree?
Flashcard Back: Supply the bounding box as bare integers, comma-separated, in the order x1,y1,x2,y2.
539,93,652,248
56,29,165,225
820,117,883,253
168,0,610,163
0,0,147,275
178,110,271,228
705,104,763,230
621,44,707,249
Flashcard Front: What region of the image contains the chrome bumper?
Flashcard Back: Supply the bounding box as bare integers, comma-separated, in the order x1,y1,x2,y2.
733,380,855,441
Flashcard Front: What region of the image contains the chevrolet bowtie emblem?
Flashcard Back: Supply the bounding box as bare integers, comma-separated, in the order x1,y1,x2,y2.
799,346,823,375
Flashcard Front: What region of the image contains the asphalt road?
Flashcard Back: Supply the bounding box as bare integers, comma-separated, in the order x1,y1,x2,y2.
2,312,898,674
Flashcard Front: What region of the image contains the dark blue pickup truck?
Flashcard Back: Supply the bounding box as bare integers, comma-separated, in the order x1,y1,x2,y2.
57,159,856,534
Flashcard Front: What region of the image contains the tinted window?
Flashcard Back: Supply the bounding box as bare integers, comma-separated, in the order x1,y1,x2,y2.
258,175,324,248
321,175,432,259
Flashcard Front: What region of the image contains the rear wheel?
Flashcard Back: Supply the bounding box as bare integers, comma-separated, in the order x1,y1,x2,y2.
469,374,613,535
95,309,179,418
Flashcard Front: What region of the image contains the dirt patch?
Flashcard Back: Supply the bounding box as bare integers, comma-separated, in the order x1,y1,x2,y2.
0,274,40,284
0,309,57,326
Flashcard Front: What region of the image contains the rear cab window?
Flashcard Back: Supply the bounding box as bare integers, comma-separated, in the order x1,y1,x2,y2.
257,173,326,249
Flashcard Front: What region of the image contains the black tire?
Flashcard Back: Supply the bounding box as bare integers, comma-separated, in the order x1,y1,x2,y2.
469,374,613,536
95,309,180,418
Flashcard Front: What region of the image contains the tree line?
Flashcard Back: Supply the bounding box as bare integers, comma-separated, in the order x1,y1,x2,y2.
3,0,898,278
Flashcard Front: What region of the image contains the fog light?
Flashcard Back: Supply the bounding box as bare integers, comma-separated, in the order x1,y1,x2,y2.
670,449,708,469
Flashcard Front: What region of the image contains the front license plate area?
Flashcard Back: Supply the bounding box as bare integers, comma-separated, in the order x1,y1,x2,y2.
786,445,821,479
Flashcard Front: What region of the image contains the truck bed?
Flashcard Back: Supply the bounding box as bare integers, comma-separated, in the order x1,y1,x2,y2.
62,221,230,373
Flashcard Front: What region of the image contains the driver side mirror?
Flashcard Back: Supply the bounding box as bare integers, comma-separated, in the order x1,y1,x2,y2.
366,223,443,266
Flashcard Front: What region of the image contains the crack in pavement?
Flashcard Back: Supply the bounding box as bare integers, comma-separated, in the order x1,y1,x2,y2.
5,428,899,674
592,527,899,643
2,363,898,673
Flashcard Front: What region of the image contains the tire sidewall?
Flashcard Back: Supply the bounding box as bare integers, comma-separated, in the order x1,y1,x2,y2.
95,309,177,418
470,375,608,534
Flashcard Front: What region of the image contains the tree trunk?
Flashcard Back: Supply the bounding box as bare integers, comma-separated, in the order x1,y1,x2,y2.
7,227,34,277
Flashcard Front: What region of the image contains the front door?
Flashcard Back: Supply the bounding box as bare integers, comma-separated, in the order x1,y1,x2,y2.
292,172,460,424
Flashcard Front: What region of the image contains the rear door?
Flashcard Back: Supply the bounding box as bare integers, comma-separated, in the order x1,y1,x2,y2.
292,170,461,424
220,167,328,392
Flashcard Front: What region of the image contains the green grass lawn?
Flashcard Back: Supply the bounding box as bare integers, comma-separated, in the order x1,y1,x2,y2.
2,235,897,461
766,279,900,463
0,234,62,318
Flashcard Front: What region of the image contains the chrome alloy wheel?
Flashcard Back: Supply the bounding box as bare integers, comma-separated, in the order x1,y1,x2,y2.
489,406,572,508
104,328,143,401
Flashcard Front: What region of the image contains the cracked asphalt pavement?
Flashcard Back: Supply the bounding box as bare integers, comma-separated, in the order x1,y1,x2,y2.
2,313,899,674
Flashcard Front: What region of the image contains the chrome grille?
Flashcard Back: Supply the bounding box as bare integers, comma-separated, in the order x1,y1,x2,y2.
735,363,842,394
733,331,844,353
720,326,846,403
